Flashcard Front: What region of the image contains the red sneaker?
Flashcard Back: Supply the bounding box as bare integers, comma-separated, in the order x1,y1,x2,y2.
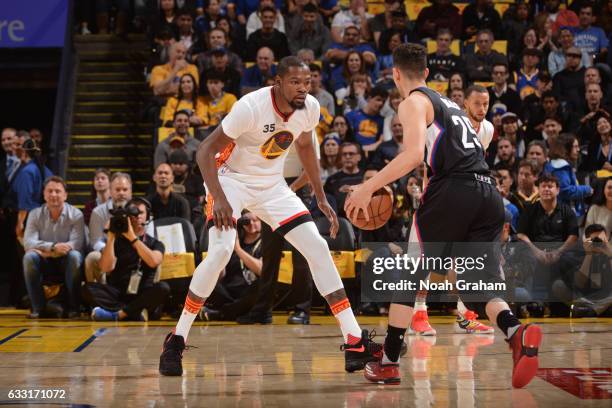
508,324,542,388
364,361,401,384
408,310,437,336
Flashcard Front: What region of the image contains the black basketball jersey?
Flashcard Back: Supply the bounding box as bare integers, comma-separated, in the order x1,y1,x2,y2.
410,87,490,179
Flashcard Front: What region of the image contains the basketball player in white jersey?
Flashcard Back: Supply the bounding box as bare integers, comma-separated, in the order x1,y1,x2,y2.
464,85,494,151
159,57,381,377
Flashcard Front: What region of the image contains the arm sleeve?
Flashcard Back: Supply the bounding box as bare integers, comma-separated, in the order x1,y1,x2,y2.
68,210,86,252
221,96,255,139
17,172,38,211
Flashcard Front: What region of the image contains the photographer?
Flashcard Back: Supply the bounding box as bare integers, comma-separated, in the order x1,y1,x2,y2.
82,198,170,321
199,211,262,321
86,172,132,283
552,224,612,317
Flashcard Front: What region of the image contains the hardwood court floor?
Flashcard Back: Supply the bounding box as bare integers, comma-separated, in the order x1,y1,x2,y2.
0,311,609,407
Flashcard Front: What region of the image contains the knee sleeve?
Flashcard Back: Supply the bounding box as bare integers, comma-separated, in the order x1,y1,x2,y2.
189,227,236,298
284,222,344,297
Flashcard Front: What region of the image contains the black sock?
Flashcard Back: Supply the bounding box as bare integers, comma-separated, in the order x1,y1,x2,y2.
496,309,521,337
383,325,406,363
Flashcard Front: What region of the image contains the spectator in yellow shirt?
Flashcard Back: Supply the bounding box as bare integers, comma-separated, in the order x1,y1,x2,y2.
202,70,237,128
149,42,199,98
161,73,207,127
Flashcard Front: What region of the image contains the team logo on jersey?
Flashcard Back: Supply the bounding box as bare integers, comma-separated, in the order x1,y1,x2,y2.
358,120,379,139
260,131,294,159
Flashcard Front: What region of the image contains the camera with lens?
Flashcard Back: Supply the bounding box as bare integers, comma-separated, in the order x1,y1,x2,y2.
109,206,140,234
591,236,604,247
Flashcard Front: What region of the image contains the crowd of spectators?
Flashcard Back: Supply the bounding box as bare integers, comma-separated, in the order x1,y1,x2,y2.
2,0,612,320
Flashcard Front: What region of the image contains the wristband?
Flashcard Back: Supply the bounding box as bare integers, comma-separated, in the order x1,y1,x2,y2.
130,238,139,245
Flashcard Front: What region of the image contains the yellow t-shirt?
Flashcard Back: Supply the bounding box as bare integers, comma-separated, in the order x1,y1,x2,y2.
202,92,237,126
149,63,199,89
161,97,208,125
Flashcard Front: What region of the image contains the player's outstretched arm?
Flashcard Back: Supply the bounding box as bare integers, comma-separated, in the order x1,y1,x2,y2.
344,95,429,220
294,130,339,238
196,126,236,230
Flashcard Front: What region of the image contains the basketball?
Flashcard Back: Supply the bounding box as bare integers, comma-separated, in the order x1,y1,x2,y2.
348,185,394,230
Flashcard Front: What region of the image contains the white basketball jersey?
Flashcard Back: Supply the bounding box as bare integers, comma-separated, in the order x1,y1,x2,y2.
219,86,320,183
475,119,494,151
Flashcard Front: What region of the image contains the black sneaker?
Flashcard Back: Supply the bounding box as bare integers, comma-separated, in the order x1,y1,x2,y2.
287,311,310,325
341,329,383,373
236,311,272,324
159,333,185,376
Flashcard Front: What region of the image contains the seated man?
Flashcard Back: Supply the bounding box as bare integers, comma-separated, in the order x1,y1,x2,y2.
147,163,191,221
324,142,364,218
154,110,201,168
200,211,262,321
202,70,237,129
86,172,133,283
515,173,579,303
552,223,612,317
245,5,290,61
83,198,170,321
345,87,387,153
149,42,199,98
23,176,85,318
371,114,403,167
241,47,276,95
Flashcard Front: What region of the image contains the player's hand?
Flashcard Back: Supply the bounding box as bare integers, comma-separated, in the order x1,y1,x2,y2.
318,198,339,239
344,184,373,222
213,197,235,230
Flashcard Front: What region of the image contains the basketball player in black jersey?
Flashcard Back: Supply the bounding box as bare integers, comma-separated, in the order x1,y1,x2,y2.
345,44,542,388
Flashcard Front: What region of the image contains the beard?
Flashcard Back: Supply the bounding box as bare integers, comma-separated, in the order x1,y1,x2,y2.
290,99,306,110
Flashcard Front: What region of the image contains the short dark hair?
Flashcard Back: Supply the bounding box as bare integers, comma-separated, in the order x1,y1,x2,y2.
436,28,452,38
492,62,508,72
174,109,191,122
585,223,606,237
465,84,488,99
277,56,308,77
260,5,276,15
43,175,67,191
340,142,361,154
177,7,194,18
518,159,538,175
536,173,560,187
369,86,388,100
206,69,225,82
579,3,594,13
303,2,318,13
95,168,111,179
494,163,514,177
542,90,557,100
392,43,427,79
308,63,321,73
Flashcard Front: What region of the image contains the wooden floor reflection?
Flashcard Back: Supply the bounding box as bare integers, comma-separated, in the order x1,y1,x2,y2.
0,312,609,407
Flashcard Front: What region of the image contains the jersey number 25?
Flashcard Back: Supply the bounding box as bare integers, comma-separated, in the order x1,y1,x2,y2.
452,115,482,150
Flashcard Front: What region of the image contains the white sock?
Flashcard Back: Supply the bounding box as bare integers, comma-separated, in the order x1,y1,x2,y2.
507,324,521,340
175,309,199,341
175,296,204,341
382,351,399,365
457,299,468,316
332,299,361,343
414,300,427,311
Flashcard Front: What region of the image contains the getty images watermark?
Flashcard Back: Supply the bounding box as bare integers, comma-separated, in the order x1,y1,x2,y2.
360,241,612,304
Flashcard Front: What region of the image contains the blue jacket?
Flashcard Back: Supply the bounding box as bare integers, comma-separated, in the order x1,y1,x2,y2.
544,159,592,216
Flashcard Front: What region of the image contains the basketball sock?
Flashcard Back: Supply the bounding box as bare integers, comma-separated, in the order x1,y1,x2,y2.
382,325,406,364
496,309,521,339
414,300,427,311
330,299,361,343
456,298,468,316
175,296,204,340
